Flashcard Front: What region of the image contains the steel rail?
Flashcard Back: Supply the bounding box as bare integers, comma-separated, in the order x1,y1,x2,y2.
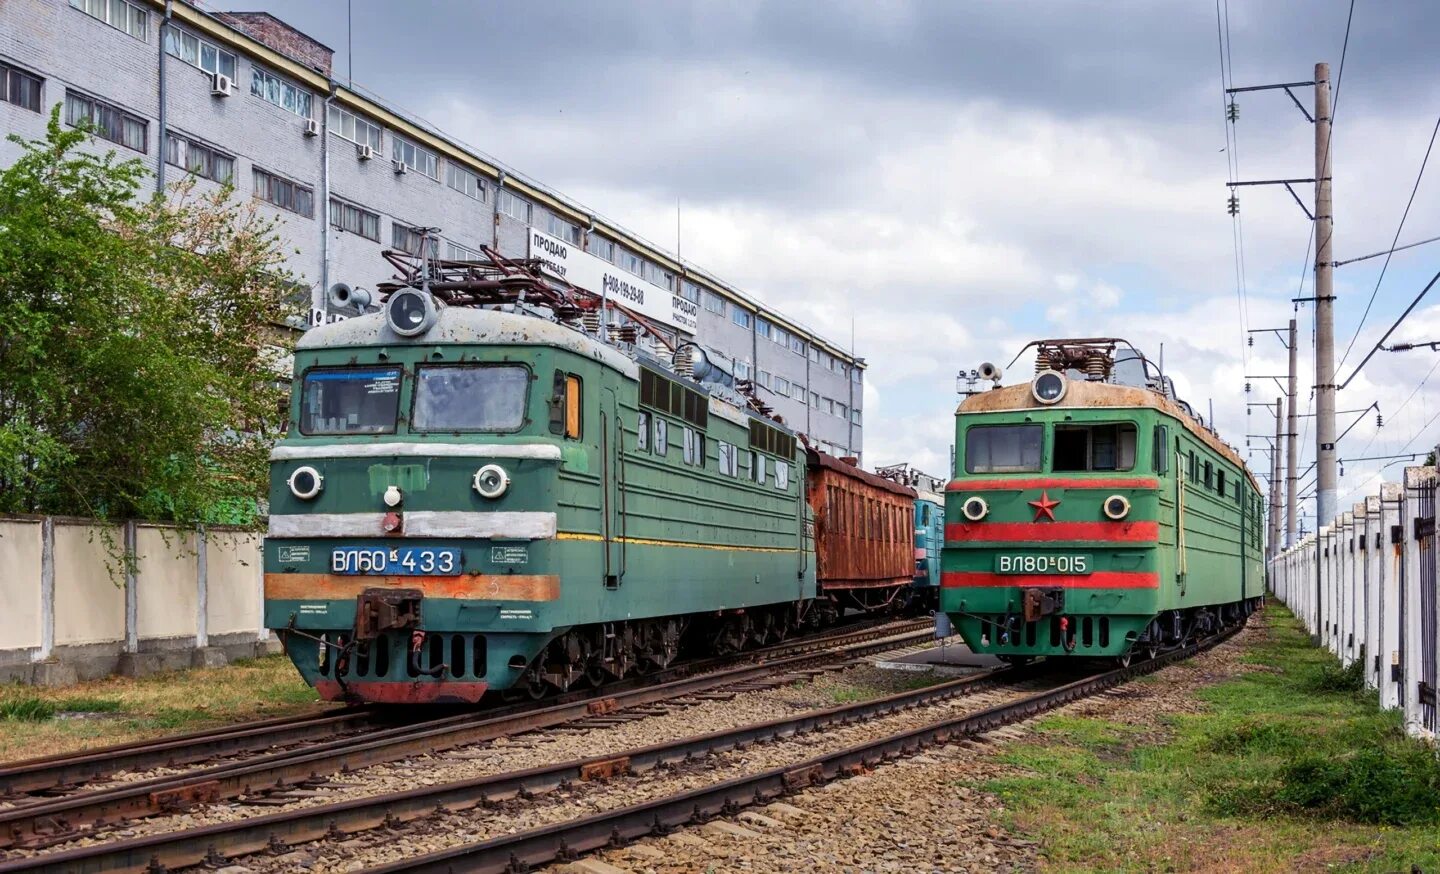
0,706,379,798
362,622,1246,874
0,645,1010,874
0,621,932,851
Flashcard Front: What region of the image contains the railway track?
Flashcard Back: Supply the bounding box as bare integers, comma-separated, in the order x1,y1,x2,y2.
0,619,1245,874
0,616,925,806
0,618,933,860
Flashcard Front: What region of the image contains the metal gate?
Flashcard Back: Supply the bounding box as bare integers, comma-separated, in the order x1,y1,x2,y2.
1416,474,1437,734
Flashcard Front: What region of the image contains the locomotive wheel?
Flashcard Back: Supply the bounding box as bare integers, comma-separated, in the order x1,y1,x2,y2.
1116,652,1133,668
585,664,609,687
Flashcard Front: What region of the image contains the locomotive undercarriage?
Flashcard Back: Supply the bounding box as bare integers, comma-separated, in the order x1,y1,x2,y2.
516,600,825,699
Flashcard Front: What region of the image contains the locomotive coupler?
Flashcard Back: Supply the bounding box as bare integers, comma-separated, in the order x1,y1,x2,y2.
1022,587,1065,623
354,587,423,640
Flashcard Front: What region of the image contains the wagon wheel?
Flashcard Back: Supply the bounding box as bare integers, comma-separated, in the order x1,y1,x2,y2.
585,664,609,688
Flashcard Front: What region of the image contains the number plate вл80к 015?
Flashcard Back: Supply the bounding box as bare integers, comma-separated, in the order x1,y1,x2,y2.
994,554,1090,574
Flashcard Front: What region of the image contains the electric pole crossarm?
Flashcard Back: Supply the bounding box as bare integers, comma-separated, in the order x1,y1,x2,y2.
1229,178,1322,187
1225,81,1318,94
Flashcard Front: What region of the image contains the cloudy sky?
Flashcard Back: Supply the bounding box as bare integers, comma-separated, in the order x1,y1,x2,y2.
240,0,1440,535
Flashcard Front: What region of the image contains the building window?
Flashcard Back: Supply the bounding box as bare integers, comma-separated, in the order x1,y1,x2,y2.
791,335,805,356
391,135,438,178
824,398,835,415
446,240,481,260
252,167,312,216
773,326,790,347
809,392,819,409
165,28,235,79
446,163,485,201
734,360,751,381
852,408,862,425
622,250,644,277
588,235,615,262
392,223,438,257
547,213,581,245
732,309,752,329
1,62,43,113
497,189,530,223
328,105,382,152
250,66,312,118
165,132,234,183
757,371,771,389
329,198,379,240
681,280,701,303
836,402,847,419
790,384,805,402
649,263,675,291
774,376,790,395
64,91,146,152
852,367,862,384
808,345,820,363
703,292,726,316
755,319,772,340
70,0,146,40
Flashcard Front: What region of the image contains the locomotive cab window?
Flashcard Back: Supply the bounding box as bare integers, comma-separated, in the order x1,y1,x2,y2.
413,365,528,432
964,424,1042,473
1152,425,1170,474
547,371,582,439
1052,423,1136,472
300,367,401,435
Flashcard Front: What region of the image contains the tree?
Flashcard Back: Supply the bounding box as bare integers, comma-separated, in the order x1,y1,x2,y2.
0,108,302,525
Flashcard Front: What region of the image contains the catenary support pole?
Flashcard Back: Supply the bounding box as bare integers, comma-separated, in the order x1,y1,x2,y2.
1271,397,1283,558
1314,61,1338,527
1286,317,1299,547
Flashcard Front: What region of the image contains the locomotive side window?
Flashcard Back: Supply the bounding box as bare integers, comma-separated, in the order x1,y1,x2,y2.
964,424,1042,473
1152,425,1170,474
636,411,649,451
1052,423,1136,472
654,418,668,455
413,365,528,432
300,367,401,435
547,371,583,438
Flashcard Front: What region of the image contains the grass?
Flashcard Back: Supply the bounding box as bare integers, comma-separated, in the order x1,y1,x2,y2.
979,605,1440,872
0,654,323,761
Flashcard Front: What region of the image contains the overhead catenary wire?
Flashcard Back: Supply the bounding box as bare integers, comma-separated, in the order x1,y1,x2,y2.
1216,0,1250,369
1337,110,1440,370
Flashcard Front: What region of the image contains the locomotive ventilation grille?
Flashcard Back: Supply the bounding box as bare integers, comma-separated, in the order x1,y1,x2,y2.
314,632,488,681
979,615,1112,650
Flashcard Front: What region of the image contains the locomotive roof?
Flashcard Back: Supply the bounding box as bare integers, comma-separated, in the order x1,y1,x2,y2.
959,379,1259,491
297,306,639,374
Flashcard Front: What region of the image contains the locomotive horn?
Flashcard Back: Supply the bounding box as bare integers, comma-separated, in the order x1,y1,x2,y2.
328,282,373,310
977,361,1003,383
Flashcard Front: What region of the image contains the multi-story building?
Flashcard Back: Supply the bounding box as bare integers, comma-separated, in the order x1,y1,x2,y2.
0,0,865,458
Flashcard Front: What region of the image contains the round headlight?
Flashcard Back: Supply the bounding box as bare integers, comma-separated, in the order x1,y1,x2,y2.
1031,371,1067,405
386,288,438,337
961,496,989,522
473,464,510,499
1103,494,1131,520
288,465,324,500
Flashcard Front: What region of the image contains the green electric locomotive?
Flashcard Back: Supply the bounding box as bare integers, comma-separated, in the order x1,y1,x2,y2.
264,254,815,703
941,339,1264,661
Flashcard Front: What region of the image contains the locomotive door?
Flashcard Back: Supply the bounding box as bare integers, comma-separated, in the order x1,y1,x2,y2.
601,388,623,589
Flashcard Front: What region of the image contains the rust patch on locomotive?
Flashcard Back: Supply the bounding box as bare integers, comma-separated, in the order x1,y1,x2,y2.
265,573,561,602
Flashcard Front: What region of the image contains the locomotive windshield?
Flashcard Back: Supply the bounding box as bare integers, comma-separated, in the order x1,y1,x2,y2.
965,424,1042,473
300,367,401,435
412,364,529,432
1053,423,1137,472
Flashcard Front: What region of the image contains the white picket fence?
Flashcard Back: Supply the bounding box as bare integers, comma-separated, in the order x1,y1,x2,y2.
1268,466,1439,741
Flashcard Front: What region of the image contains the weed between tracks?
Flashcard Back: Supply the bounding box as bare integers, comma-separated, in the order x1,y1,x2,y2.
0,654,320,760
978,605,1440,873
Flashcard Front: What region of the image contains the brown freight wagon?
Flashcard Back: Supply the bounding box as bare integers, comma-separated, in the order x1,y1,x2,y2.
805,448,918,611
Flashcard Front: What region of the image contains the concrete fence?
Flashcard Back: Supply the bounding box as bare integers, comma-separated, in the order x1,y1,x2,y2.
0,515,275,686
1269,466,1439,741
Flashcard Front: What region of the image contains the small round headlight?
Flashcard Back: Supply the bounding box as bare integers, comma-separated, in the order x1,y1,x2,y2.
1103,494,1131,520
386,288,439,337
1031,371,1067,405
288,465,324,500
473,464,510,499
961,496,989,522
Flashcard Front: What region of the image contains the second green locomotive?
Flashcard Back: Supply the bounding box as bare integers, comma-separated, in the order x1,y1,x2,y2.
941,339,1264,661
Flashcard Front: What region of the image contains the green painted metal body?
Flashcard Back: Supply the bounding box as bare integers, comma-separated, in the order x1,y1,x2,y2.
940,396,1265,658
265,309,815,696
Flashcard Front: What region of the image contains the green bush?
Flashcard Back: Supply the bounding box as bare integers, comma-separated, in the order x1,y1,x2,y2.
1272,745,1440,826
1309,656,1367,694
0,696,55,722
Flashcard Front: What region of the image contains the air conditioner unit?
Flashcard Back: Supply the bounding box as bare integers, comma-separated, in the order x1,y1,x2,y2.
210,72,233,97
357,143,376,161
391,159,407,175
303,118,320,137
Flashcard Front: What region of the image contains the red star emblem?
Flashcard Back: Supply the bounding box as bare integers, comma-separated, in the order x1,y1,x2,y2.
1029,490,1060,521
